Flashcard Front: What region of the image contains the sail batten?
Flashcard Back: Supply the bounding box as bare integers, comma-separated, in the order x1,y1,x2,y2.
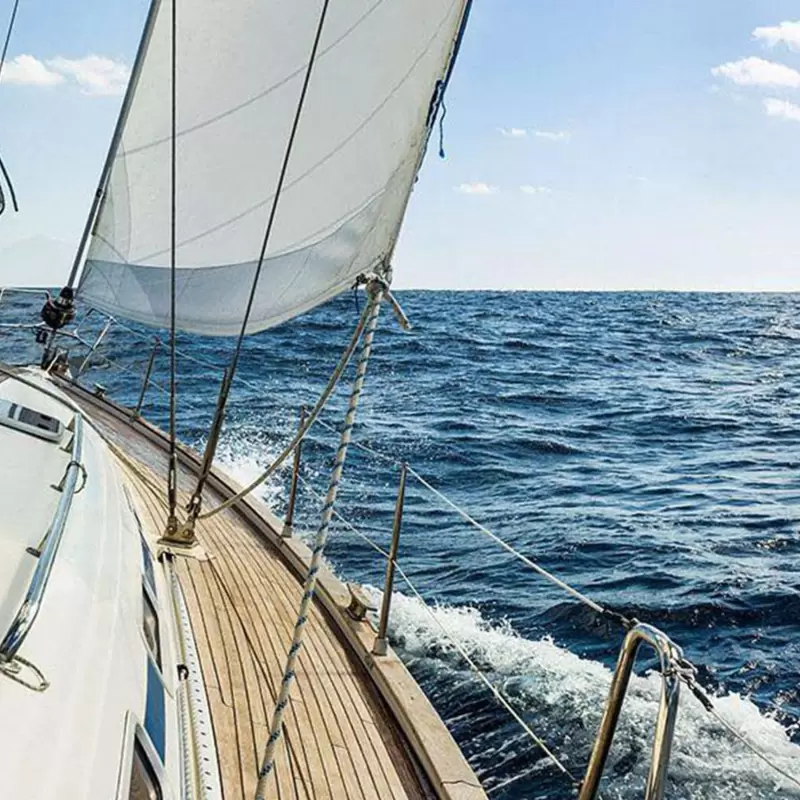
77,0,469,336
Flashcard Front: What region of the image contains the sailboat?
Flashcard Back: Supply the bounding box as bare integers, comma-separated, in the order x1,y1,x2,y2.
0,1,493,798
4,2,798,799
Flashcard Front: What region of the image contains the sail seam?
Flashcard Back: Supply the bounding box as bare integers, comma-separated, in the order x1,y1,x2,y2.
130,0,462,264
120,0,391,159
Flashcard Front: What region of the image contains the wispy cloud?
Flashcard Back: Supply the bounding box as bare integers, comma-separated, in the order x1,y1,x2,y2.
0,53,129,95
753,20,800,51
0,54,64,87
711,56,800,88
498,128,571,142
499,127,527,138
533,130,571,142
764,97,800,121
455,182,497,195
46,56,129,96
519,185,551,195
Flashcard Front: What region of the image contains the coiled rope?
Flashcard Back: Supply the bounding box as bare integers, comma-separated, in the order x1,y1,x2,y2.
255,283,384,796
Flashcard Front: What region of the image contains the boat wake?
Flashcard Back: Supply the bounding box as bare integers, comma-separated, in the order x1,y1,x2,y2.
374,589,800,799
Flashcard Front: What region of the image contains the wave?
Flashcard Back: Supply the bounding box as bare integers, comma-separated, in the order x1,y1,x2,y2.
373,590,800,799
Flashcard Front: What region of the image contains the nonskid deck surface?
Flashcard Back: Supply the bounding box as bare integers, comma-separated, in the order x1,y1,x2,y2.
111,428,429,800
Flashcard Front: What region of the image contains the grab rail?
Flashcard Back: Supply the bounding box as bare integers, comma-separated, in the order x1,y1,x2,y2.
579,623,683,800
0,412,85,662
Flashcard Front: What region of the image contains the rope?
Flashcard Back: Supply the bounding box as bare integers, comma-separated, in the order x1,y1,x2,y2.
0,0,19,82
187,0,332,528
165,0,179,533
256,284,383,795
196,282,378,521
297,474,393,561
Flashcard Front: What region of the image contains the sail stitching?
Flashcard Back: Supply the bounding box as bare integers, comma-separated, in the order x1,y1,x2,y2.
131,0,462,264
121,0,391,159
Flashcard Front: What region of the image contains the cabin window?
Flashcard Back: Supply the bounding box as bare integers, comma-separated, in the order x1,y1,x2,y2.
142,587,161,671
140,537,156,596
128,739,162,800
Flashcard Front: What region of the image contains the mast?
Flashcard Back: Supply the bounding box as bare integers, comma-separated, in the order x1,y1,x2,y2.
64,0,163,292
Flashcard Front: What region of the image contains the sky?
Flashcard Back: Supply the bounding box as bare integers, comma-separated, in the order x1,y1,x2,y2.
1,0,800,290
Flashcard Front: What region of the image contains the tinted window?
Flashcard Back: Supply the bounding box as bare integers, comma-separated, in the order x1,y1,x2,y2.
129,740,161,800
142,588,161,670
140,539,156,596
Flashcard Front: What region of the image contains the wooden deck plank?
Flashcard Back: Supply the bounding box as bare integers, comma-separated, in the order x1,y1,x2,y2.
205,557,308,800
111,439,431,800
208,516,373,800
206,519,355,800
209,513,396,800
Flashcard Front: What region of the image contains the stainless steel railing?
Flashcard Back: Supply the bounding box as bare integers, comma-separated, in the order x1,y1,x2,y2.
0,412,85,662
578,622,684,800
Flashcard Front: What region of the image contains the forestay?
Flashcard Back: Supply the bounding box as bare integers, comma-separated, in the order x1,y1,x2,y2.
78,0,469,336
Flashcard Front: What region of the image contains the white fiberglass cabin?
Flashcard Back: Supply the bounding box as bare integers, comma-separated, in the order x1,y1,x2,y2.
0,361,486,800
0,368,194,799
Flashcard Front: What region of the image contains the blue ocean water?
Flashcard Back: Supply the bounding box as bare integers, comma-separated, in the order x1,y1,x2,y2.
3,289,800,798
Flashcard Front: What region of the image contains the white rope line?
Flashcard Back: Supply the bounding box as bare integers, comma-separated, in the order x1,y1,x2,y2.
306,423,633,629
405,466,606,616
393,558,578,784
314,416,398,464
297,474,392,560
486,762,549,796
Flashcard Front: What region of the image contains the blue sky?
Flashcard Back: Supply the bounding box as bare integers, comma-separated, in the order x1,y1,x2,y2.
1,0,800,289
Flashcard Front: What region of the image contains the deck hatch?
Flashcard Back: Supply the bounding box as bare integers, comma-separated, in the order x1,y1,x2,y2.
0,398,63,442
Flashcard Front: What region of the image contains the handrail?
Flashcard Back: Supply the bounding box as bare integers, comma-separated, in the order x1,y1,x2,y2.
0,412,85,662
579,623,684,800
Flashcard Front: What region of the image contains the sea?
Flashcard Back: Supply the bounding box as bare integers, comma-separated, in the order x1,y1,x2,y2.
2,289,800,799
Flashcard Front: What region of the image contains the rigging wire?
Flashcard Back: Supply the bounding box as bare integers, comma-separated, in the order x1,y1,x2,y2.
196,282,375,522
185,0,332,528
292,428,800,793
165,0,179,533
0,0,21,217
0,0,19,81
295,473,582,793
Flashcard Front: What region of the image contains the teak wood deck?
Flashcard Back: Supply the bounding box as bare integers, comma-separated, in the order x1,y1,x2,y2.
63,381,486,800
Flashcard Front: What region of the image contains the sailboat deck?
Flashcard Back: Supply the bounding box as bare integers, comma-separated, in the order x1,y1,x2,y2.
48,378,485,800
118,443,430,800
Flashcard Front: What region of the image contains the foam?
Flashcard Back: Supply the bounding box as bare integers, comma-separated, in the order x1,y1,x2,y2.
373,588,800,799
210,427,288,509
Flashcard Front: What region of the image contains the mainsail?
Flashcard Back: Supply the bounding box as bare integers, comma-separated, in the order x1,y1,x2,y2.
77,0,470,336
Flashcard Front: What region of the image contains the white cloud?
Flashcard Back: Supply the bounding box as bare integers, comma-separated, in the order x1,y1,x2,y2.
764,97,800,121
533,130,571,142
46,55,130,96
519,185,551,195
499,127,527,137
0,54,64,87
455,182,497,195
0,53,129,95
753,20,800,51
711,56,800,87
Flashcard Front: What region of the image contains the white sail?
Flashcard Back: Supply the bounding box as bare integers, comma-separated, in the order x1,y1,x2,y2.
77,0,469,336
